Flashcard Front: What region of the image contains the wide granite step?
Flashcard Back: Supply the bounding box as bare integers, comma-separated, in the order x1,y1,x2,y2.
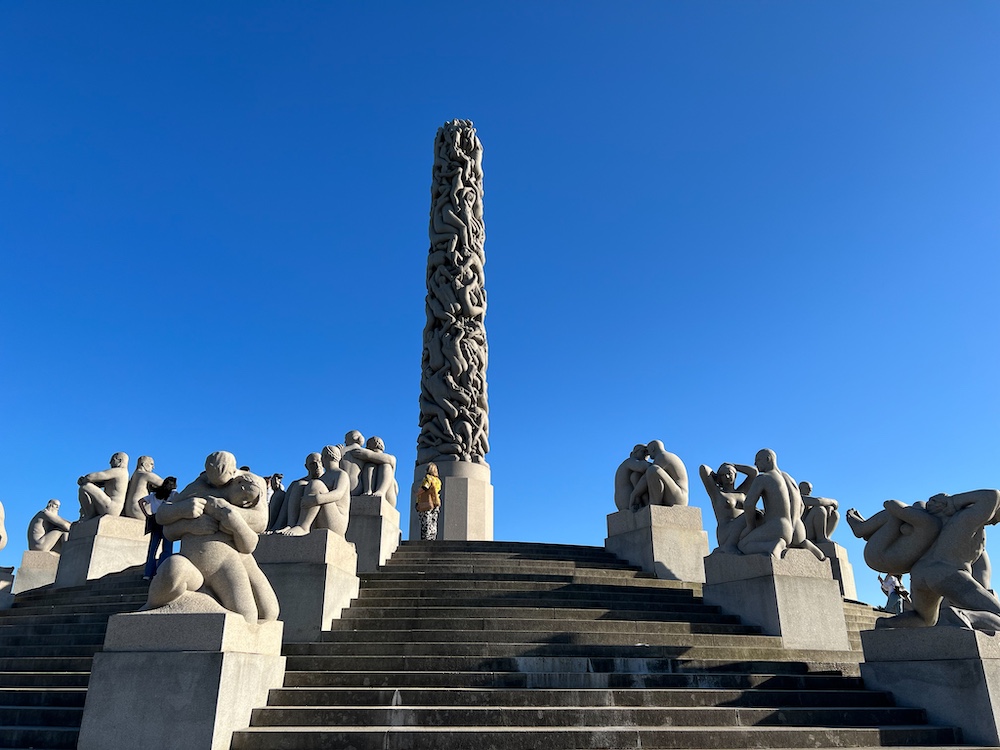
230,724,962,750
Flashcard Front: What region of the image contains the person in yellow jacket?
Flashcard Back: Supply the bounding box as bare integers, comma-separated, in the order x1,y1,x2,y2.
416,463,442,540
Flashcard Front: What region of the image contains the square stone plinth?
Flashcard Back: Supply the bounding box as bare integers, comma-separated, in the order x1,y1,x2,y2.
817,541,858,600
254,530,360,641
347,495,401,572
78,612,285,750
703,550,850,651
54,516,148,589
605,505,709,583
12,550,60,595
861,627,1000,747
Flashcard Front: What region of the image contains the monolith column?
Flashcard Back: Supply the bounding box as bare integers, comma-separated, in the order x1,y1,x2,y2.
411,119,494,541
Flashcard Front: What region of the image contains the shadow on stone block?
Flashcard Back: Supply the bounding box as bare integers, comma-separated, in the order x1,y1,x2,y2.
605,505,708,583
254,529,360,642
702,549,850,651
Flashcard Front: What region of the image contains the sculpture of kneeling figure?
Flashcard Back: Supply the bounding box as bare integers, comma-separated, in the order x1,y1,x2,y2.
143,451,279,624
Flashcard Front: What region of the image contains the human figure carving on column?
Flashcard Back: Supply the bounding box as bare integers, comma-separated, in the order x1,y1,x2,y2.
418,120,489,466
278,447,351,537
350,437,398,507
848,490,1000,629
144,451,279,624
28,499,73,553
123,455,164,520
799,481,839,544
738,449,825,560
700,462,759,554
77,452,130,519
629,440,689,510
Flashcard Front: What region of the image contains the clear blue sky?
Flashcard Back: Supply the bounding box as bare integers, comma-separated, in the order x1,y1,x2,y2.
1,3,997,607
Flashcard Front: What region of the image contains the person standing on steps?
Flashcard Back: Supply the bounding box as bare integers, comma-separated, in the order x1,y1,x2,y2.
416,463,442,540
141,477,178,580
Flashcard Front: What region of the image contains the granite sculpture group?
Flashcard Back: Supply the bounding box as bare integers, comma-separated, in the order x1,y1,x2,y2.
613,440,1000,635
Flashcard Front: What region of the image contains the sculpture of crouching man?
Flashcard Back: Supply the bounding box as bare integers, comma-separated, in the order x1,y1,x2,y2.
28,499,73,553
143,451,279,624
77,452,130,519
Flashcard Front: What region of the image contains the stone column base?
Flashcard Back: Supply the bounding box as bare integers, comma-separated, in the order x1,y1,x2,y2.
54,516,148,589
861,627,1000,746
346,496,401,573
409,462,494,541
817,541,857,600
12,550,60,595
703,550,850,651
0,567,12,609
78,612,285,750
254,529,360,642
605,505,708,583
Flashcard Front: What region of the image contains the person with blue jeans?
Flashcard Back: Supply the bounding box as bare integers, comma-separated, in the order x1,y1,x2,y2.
141,476,178,580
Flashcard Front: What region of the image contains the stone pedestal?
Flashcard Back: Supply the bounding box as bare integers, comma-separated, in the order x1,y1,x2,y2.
12,550,60,594
861,627,1000,746
54,516,148,589
817,541,858,600
254,530,360,642
78,612,285,750
0,567,13,609
408,462,494,541
347,495,401,573
702,550,850,651
604,505,709,583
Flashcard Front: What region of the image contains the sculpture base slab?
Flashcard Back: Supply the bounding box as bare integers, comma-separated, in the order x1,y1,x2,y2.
604,505,708,583
78,612,285,750
54,516,147,589
702,550,850,651
0,567,12,610
818,541,858,600
254,529,360,642
346,496,401,573
409,462,494,541
861,627,1000,746
12,550,59,595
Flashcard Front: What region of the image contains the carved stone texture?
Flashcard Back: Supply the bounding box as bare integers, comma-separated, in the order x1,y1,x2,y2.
847,490,1000,630
77,452,130,519
27,499,72,553
417,119,490,466
145,451,280,625
614,441,688,512
123,455,164,520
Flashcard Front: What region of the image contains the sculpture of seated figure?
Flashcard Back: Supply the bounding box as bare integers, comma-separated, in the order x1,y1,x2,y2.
144,451,279,624
738,449,824,561
629,440,688,510
28,499,73,553
279,446,351,537
123,455,164,520
799,481,839,544
350,436,399,507
338,430,367,495
699,462,759,554
265,474,286,532
850,491,1000,629
614,445,650,512
77,452,130,520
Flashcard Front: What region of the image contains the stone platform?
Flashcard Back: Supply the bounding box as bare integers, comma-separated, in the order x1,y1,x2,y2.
604,504,708,583
54,515,147,589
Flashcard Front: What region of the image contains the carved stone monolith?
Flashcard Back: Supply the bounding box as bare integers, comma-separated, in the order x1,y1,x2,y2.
411,119,494,541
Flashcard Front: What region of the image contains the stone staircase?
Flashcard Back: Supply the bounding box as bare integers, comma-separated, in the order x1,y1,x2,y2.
231,540,972,750
0,568,149,749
